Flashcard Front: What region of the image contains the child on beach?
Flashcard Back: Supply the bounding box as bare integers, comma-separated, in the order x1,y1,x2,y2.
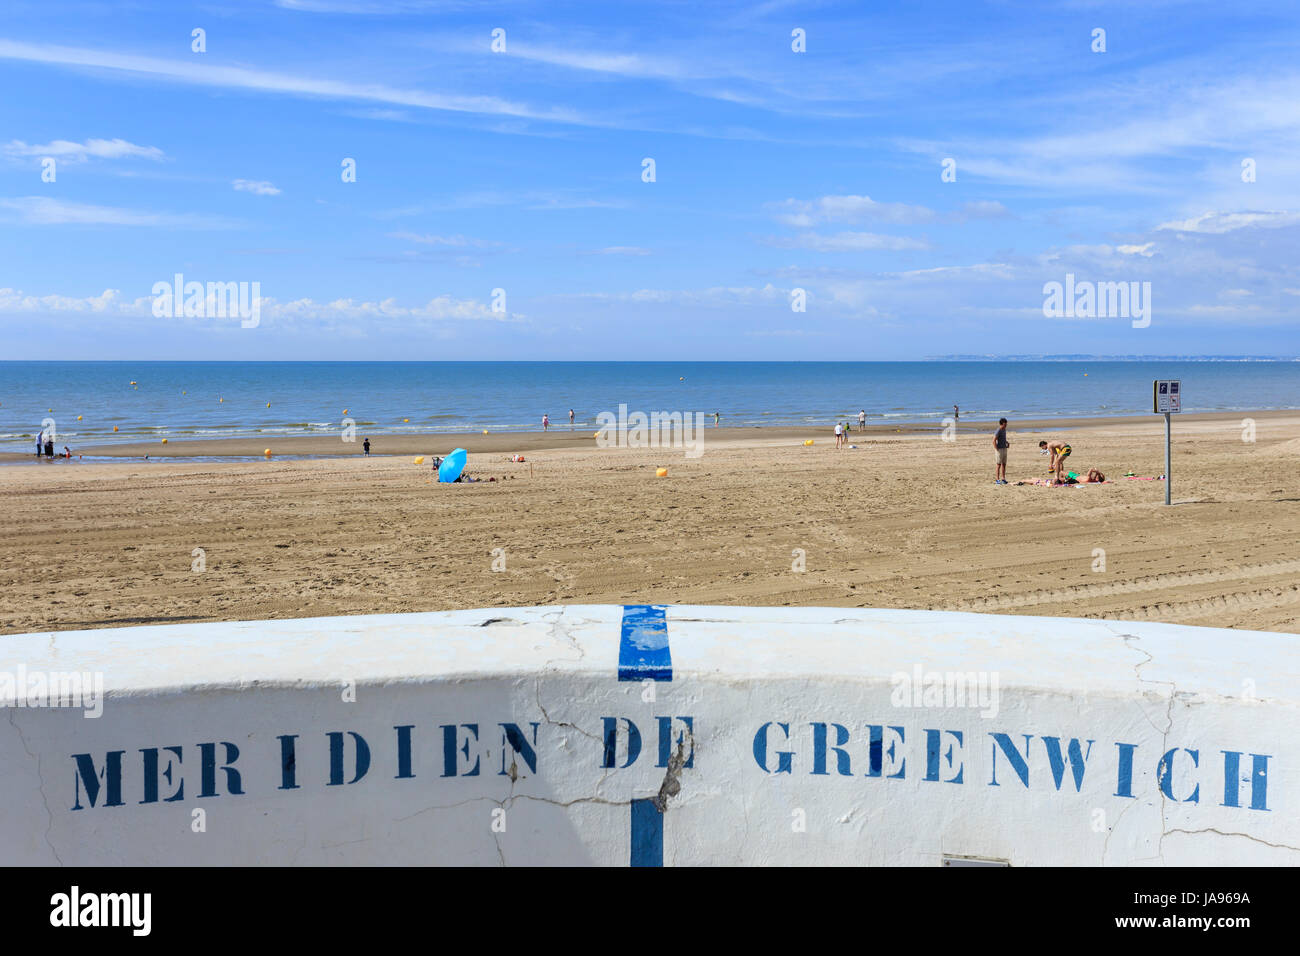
993,418,1009,484
1040,439,1072,481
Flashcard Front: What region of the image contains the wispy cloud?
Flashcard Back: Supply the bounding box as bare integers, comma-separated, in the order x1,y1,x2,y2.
0,196,238,228
587,246,651,256
764,231,930,252
1156,210,1300,234
387,231,503,248
232,179,281,196
0,38,595,127
2,137,164,163
0,285,518,325
769,195,936,227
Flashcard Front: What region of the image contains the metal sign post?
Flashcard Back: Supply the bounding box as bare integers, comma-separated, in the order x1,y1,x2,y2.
1153,380,1181,505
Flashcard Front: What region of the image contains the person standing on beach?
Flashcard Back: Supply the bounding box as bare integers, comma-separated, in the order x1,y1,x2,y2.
993,418,1009,484
363,437,370,456
953,404,959,423
542,414,549,431
35,431,43,458
834,421,844,449
569,409,574,425
858,409,866,432
714,412,720,425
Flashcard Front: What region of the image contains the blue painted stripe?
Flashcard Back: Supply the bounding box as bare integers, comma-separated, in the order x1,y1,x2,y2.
630,798,664,867
618,604,672,682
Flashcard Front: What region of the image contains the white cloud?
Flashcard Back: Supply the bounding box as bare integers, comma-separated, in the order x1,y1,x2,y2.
0,285,515,325
766,231,929,252
1155,210,1300,234
0,196,237,228
0,39,592,127
387,231,502,248
233,179,281,196
1117,243,1156,257
0,287,148,314
955,200,1010,220
2,137,164,163
770,195,936,227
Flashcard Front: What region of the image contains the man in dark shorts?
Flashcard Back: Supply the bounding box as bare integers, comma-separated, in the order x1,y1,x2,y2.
993,418,1009,484
363,437,371,455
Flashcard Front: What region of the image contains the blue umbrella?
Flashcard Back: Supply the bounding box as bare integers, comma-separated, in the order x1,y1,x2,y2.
438,447,468,483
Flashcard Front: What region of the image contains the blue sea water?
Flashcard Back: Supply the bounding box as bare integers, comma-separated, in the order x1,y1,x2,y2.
1,361,1296,451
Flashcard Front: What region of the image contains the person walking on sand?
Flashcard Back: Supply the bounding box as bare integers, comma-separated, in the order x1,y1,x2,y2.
1040,438,1072,481
363,437,370,456
569,409,574,426
858,409,866,432
542,414,549,431
834,421,844,449
953,404,959,423
993,418,1009,484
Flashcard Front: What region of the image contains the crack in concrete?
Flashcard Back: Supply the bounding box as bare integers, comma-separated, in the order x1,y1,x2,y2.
1105,624,1178,865
1162,827,1300,853
7,709,63,865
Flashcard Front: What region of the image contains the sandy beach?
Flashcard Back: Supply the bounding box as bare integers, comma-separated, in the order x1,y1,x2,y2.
2,411,1297,636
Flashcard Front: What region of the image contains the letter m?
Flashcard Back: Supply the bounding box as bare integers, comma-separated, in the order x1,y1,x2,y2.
1042,736,1095,792
208,281,240,318
71,751,126,809
1098,281,1128,317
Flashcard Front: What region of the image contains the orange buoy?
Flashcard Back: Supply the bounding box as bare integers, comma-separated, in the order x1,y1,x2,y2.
656,467,668,477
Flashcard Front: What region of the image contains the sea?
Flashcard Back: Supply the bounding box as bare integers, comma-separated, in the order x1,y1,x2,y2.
1,361,1297,452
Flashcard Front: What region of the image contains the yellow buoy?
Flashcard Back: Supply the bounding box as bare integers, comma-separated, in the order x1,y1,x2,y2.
160,438,168,444
656,467,668,477
219,398,223,403
482,429,489,435
403,418,410,423
129,381,136,385
113,426,119,432
343,408,348,415
264,448,272,457
266,402,271,408
804,439,814,446
413,456,425,465
76,415,82,420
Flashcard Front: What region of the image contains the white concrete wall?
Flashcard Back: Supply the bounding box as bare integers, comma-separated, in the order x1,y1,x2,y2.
1,606,1295,866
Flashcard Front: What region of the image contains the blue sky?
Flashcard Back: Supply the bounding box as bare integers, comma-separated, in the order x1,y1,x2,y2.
1,0,1297,359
